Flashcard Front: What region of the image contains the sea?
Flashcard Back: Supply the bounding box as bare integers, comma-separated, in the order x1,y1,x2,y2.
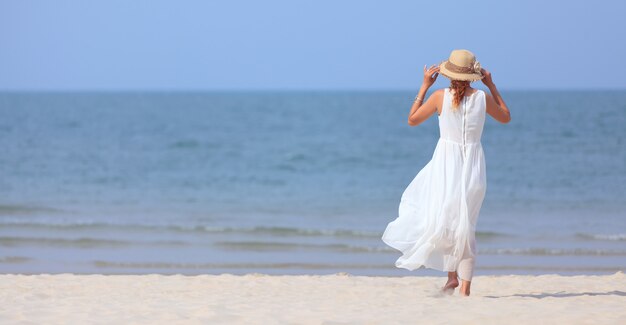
1,89,624,276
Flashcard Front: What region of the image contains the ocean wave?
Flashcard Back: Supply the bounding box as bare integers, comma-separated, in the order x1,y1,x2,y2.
216,241,626,256
0,236,187,248
168,139,200,149
575,233,626,241
479,248,626,256
479,265,625,272
93,261,390,270
0,204,63,216
91,261,625,273
0,220,509,239
0,221,381,238
215,240,393,253
0,256,31,263
3,234,623,256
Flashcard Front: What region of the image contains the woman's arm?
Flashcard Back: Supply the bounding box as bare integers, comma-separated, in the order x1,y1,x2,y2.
408,65,440,126
481,68,511,124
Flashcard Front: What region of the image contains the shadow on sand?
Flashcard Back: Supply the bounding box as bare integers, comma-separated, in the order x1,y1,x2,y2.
484,290,626,299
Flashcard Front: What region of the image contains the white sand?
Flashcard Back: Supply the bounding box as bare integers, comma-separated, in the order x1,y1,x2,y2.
1,271,624,324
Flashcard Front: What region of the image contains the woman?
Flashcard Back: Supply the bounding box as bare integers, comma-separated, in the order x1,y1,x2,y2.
381,49,511,297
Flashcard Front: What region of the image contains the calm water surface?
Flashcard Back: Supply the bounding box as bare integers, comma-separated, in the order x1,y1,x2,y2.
0,90,624,276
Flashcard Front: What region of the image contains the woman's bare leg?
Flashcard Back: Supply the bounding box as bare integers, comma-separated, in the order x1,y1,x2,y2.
459,280,471,296
457,256,474,296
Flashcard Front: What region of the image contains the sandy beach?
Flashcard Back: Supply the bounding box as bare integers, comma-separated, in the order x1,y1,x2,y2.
1,271,624,324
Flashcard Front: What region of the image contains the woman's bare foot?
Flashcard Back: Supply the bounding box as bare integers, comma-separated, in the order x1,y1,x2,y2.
459,280,471,296
441,272,459,294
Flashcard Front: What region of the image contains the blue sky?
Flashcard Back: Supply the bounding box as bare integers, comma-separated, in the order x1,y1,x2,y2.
1,0,625,90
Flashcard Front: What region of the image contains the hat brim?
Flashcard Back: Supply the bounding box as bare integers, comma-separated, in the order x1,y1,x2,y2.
438,61,484,82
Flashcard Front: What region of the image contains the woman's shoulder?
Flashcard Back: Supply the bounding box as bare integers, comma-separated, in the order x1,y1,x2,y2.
432,88,447,96
427,89,447,103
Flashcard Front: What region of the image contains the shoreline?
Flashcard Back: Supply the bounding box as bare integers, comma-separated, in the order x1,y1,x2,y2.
1,271,624,324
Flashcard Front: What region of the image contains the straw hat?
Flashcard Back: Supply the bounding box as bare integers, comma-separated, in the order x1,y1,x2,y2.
438,49,484,82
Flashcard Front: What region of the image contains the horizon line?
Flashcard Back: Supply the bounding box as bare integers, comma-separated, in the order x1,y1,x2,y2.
1,87,625,93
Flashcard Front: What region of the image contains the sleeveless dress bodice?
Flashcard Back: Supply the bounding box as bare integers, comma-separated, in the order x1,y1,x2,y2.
439,88,486,147
381,87,488,281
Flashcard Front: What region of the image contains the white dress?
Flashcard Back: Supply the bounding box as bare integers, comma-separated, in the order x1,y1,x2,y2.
381,87,487,282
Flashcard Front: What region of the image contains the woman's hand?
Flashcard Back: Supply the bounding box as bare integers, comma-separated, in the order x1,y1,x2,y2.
480,68,494,87
422,64,440,88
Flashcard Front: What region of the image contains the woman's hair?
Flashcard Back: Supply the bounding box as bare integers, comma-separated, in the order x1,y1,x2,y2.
449,79,471,110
